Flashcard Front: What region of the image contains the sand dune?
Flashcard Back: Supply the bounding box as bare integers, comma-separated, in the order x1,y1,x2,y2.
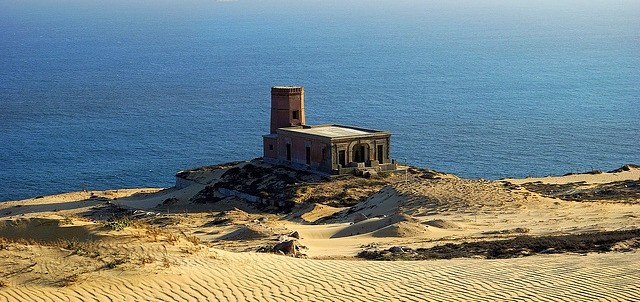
0,217,100,243
1,165,639,301
1,249,639,301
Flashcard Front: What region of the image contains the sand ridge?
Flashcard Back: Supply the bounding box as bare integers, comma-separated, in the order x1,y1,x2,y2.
1,250,639,301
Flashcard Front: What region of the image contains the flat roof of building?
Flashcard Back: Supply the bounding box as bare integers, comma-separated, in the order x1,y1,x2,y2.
278,124,389,139
272,86,303,89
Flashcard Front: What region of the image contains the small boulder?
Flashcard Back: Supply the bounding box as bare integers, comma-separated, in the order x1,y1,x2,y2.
540,248,556,254
388,246,405,253
364,170,378,179
273,240,297,256
289,231,300,239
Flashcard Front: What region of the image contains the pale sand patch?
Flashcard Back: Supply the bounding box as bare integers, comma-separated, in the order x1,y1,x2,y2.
504,166,640,185
112,184,208,210
0,188,162,216
1,250,638,301
298,203,344,223
0,217,100,243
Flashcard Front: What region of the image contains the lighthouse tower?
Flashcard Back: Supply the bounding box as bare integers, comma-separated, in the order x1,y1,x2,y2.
264,86,305,161
269,86,305,134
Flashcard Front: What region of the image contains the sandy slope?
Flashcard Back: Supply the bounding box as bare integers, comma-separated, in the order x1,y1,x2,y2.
504,166,640,185
1,166,639,301
2,250,639,301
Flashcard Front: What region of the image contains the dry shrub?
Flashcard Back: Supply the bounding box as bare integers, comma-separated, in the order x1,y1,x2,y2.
162,257,172,268
11,238,38,246
186,235,201,245
180,245,202,254
144,226,179,244
62,274,80,287
140,255,155,265
105,218,131,231
146,226,162,242
165,232,179,244
57,240,100,258
61,216,74,225
161,245,172,268
104,258,127,269
0,238,8,250
359,229,640,260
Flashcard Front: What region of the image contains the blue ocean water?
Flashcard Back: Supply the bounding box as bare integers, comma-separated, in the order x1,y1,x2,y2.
1,0,638,201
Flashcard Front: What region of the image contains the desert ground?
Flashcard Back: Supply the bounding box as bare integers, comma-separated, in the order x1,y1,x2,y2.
1,161,639,301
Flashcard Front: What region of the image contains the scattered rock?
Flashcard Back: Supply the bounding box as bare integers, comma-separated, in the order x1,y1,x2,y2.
388,246,405,253
540,248,556,254
388,246,412,254
132,210,158,218
609,164,640,173
610,237,640,252
518,249,531,256
361,243,379,249
482,227,530,235
273,240,297,256
363,170,378,179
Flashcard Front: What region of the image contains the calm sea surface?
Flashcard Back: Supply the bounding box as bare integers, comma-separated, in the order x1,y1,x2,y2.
1,0,638,201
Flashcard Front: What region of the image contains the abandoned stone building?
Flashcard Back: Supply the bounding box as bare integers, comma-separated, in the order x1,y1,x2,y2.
263,86,397,175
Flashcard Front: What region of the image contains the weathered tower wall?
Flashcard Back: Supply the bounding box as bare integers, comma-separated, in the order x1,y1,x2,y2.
270,86,305,134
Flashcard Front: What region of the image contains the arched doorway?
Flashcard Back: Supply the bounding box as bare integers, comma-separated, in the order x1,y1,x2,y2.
352,143,369,163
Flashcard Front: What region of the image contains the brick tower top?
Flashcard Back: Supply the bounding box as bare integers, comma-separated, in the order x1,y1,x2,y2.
270,86,305,134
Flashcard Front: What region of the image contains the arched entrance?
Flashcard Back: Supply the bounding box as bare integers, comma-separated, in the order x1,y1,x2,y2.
352,143,369,163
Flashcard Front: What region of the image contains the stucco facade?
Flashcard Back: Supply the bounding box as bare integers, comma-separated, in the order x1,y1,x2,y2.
263,86,396,175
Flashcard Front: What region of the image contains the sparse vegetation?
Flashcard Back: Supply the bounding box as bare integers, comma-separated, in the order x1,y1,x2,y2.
61,274,80,287
61,216,74,225
185,235,201,245
64,240,86,255
144,225,179,244
521,180,640,203
358,229,640,260
162,257,172,268
190,163,324,209
378,171,392,179
104,258,127,269
482,227,530,235
146,226,162,241
139,255,155,265
105,218,132,231
165,232,179,244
